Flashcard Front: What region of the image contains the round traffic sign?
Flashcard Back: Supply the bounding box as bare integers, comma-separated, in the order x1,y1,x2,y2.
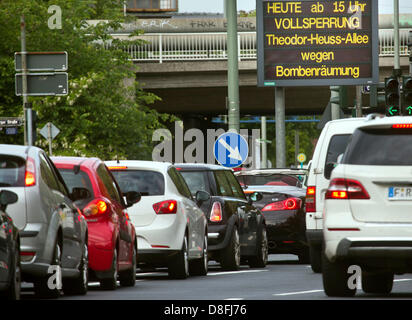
213,132,248,168
297,153,307,163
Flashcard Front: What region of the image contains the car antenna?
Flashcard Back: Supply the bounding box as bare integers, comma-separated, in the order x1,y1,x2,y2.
116,155,120,164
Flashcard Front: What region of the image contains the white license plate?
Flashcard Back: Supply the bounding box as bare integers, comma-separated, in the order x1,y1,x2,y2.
388,187,412,200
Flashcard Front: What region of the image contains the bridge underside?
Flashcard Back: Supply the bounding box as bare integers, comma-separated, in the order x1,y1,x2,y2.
135,57,410,117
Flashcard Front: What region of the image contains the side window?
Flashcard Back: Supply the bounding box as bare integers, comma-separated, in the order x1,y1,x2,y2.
44,155,69,197
168,167,192,199
39,154,59,191
97,164,122,203
224,170,246,200
214,171,233,197
324,134,351,179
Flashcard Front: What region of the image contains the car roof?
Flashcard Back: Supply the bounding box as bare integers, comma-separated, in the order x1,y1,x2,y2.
235,168,307,176
105,160,172,171
51,156,101,168
0,144,37,157
355,115,412,130
175,163,230,171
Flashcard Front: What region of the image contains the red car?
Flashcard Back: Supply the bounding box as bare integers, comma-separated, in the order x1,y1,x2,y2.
52,156,140,290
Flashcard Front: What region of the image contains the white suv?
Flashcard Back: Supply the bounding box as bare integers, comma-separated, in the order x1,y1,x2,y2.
323,116,412,297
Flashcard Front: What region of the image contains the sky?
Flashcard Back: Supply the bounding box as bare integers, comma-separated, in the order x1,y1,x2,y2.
178,0,412,14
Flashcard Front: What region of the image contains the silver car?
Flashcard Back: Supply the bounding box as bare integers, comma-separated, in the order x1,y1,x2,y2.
0,145,88,298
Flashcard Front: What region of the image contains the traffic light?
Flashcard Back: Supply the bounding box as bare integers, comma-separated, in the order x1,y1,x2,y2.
369,83,385,113
384,76,400,116
330,86,349,113
402,76,412,116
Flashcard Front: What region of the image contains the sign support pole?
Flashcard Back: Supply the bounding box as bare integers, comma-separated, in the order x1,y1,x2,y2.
275,87,286,168
47,122,53,156
261,116,267,168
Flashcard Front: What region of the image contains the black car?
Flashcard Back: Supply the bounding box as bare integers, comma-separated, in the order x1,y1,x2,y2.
176,164,267,270
0,190,20,300
235,168,308,263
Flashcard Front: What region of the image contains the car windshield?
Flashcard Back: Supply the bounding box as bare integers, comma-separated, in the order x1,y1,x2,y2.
0,155,25,187
58,168,95,198
110,170,165,196
179,171,209,196
343,127,412,165
237,173,303,187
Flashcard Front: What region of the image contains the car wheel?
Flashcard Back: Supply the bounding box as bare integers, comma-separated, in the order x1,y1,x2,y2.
297,247,310,264
63,242,88,295
248,225,268,268
322,251,356,297
189,234,208,276
362,272,393,295
220,227,241,271
169,235,189,279
120,244,137,287
100,248,118,290
309,244,322,273
4,243,21,300
34,241,62,299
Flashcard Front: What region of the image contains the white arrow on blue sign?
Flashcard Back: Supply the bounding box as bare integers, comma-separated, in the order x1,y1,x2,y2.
213,132,249,168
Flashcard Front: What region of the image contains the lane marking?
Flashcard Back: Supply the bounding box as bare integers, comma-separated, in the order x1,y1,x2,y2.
394,279,412,282
273,289,323,296
208,269,268,276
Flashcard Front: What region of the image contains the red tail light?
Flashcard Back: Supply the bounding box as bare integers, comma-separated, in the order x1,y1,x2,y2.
325,178,370,200
262,197,302,212
107,166,128,170
25,157,36,187
153,200,177,214
305,186,316,212
392,124,412,129
83,199,109,217
210,202,222,222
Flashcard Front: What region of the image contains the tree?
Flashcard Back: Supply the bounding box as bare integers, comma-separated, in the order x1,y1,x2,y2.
0,0,177,159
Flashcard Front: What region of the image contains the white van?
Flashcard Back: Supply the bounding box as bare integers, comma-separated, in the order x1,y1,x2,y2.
306,117,371,273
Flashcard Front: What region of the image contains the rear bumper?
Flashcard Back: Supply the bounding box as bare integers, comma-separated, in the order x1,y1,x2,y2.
87,221,116,272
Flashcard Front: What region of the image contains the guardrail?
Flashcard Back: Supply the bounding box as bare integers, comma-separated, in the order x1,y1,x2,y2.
106,29,411,63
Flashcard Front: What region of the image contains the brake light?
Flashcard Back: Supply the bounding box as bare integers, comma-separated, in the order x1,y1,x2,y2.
83,199,109,217
305,186,316,212
325,178,370,200
153,200,177,214
107,166,128,170
262,197,302,211
392,124,412,129
210,202,222,222
25,157,36,187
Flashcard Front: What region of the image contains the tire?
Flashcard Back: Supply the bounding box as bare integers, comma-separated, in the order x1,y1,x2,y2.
100,248,118,290
3,243,21,300
309,244,322,273
248,225,268,268
322,251,356,297
169,235,190,279
298,247,310,264
120,244,137,287
362,272,393,295
34,241,62,299
189,234,208,276
220,227,241,271
63,243,88,295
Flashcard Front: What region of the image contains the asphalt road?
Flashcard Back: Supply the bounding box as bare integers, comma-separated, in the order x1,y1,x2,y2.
20,254,412,301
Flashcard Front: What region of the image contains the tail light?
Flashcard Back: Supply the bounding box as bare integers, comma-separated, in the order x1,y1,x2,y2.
392,124,412,129
83,198,109,217
305,186,316,212
25,157,36,187
107,166,128,170
20,251,36,262
153,200,177,214
325,178,370,200
262,197,302,211
210,202,223,222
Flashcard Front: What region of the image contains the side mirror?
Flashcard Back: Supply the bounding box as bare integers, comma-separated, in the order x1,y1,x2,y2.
125,191,141,207
195,190,210,203
0,190,18,211
248,192,263,204
324,163,336,180
70,187,91,201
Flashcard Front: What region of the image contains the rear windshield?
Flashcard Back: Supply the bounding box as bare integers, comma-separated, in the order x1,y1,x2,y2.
0,155,25,187
180,171,210,196
324,134,351,178
110,170,165,196
236,174,303,187
58,168,95,198
343,128,412,165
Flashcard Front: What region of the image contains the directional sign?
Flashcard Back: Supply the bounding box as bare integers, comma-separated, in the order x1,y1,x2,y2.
0,117,23,127
15,73,68,96
214,132,249,168
40,122,60,140
15,52,68,71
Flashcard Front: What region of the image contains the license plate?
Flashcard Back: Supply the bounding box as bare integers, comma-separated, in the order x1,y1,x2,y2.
388,187,412,200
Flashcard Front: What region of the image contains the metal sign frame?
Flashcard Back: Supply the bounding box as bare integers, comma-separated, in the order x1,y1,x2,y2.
15,72,69,96
256,0,379,87
14,51,68,72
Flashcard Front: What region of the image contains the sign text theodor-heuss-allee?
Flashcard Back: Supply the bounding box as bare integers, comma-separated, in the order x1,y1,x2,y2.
256,0,379,87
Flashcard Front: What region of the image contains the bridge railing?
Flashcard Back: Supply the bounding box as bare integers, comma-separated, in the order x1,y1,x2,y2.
106,29,411,63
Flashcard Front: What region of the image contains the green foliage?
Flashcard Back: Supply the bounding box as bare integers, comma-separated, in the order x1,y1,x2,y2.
0,0,176,159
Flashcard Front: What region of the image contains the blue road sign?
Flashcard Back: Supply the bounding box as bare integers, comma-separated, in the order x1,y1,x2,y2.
214,132,249,168
5,127,18,135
